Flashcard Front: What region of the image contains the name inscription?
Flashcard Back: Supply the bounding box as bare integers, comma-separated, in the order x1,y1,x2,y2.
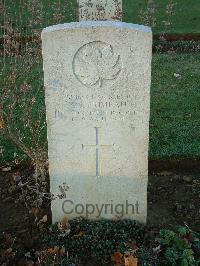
53,92,137,122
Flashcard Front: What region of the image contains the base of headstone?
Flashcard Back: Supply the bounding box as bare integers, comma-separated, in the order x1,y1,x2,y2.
51,175,148,223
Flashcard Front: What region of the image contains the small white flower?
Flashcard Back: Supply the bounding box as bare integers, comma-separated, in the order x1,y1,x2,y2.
174,73,181,79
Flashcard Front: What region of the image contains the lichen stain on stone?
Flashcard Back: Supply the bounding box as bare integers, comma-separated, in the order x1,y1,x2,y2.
112,0,122,21
78,0,122,22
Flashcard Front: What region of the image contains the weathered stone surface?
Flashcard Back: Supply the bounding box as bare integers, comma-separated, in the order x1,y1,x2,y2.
78,0,122,21
42,21,152,223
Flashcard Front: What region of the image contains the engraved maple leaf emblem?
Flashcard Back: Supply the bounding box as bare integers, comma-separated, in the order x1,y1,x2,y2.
73,41,122,88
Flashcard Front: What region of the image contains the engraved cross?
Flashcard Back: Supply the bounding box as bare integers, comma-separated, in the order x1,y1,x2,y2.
82,127,114,177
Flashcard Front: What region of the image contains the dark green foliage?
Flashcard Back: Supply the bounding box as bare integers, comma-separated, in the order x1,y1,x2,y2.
157,227,200,265
1,219,199,265
44,218,146,264
43,220,200,265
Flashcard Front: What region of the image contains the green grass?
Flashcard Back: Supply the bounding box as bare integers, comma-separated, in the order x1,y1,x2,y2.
0,57,46,165
125,0,200,34
1,52,200,164
150,53,200,158
1,0,200,35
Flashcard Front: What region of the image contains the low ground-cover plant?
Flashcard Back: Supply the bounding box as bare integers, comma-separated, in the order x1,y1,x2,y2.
1,218,199,265
42,221,200,265
43,218,146,265
156,226,200,265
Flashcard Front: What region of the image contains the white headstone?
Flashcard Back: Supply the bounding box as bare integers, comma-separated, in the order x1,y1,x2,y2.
42,21,152,224
78,0,122,21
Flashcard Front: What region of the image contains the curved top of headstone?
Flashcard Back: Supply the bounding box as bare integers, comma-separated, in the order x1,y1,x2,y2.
42,21,152,34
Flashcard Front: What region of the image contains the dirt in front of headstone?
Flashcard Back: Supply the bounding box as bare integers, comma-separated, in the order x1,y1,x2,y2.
0,166,50,237
0,167,199,234
148,172,200,231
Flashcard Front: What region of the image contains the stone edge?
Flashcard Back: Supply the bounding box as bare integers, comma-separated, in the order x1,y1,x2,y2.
41,21,152,35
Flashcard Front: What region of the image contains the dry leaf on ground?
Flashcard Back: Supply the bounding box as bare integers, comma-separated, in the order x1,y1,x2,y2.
1,166,12,172
158,171,173,176
111,252,124,265
124,255,138,266
0,119,4,129
71,231,84,239
32,207,43,221
58,217,71,235
39,215,48,224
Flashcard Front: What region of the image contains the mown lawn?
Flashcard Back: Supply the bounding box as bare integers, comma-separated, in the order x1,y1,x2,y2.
1,52,200,165
1,0,200,35
125,0,200,34
150,53,200,158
